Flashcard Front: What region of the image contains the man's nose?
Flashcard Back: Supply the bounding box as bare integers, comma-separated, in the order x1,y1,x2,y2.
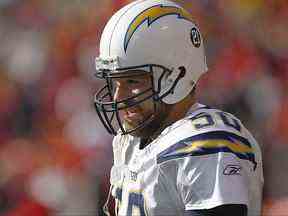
113,86,136,108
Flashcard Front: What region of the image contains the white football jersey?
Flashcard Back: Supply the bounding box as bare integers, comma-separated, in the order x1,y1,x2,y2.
108,103,263,216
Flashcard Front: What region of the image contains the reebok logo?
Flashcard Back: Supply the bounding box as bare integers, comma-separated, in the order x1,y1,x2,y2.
223,164,241,176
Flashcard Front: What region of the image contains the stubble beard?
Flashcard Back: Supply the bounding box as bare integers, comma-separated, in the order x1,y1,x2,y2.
124,102,170,139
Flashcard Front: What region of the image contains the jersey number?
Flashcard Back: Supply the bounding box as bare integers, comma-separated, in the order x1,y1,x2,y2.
115,188,146,216
191,112,241,132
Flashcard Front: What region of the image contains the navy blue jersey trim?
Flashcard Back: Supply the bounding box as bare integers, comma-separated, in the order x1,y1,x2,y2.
184,204,248,216
157,130,257,169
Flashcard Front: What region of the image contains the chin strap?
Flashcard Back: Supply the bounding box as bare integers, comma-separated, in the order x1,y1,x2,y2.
139,138,152,149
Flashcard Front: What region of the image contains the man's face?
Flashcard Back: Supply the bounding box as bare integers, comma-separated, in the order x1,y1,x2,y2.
112,71,169,138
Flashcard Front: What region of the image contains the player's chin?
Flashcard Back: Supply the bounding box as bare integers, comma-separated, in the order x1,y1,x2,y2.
123,121,141,137
124,124,148,138
123,116,155,137
123,119,143,132
123,118,142,131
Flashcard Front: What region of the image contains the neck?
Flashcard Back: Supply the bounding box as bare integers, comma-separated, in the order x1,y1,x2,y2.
147,99,196,142
137,94,197,146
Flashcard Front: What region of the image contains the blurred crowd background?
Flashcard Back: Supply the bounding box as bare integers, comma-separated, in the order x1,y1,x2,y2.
0,0,287,215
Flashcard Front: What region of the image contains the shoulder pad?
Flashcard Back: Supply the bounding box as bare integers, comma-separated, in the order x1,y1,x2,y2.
157,130,257,169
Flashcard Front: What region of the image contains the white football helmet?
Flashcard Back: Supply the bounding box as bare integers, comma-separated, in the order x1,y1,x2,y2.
94,0,208,135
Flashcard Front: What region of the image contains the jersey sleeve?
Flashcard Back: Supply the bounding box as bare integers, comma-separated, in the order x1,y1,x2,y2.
157,130,256,211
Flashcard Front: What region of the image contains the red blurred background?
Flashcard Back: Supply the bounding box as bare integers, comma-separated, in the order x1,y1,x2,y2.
0,0,287,215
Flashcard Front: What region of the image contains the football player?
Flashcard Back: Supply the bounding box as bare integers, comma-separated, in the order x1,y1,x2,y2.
93,0,264,215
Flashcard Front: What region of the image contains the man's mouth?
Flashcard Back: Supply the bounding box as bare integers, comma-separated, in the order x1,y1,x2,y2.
124,110,141,122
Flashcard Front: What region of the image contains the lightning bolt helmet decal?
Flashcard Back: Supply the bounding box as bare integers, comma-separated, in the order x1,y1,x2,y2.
124,4,193,52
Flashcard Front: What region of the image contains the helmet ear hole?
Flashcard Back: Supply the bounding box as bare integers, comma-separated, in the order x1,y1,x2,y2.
178,66,186,78
169,66,187,94
158,66,187,98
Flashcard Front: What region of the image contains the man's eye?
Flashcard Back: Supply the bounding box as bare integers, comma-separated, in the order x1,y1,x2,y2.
127,79,140,84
